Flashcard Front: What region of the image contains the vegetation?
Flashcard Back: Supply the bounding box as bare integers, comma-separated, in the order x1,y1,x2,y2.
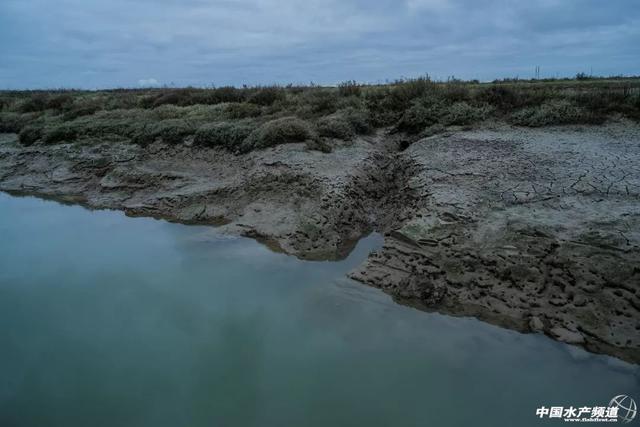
1,75,639,152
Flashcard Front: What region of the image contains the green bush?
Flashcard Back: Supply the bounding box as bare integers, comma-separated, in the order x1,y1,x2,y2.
442,102,489,126
336,107,371,134
509,100,604,127
338,81,361,97
193,121,255,149
151,119,195,144
19,125,43,145
248,87,286,106
19,93,49,113
224,102,262,119
396,103,441,134
0,112,30,133
43,124,77,144
316,116,355,140
243,117,315,152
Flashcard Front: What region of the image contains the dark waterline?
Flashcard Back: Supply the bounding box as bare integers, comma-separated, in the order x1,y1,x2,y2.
0,192,637,427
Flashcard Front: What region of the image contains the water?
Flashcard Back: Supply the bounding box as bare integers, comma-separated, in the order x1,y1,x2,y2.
0,192,638,427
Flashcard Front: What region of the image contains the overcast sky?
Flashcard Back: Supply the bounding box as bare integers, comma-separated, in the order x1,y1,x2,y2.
1,0,638,89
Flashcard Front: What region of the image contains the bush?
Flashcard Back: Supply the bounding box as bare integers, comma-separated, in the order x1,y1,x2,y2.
396,103,441,134
475,86,518,111
19,93,49,113
194,121,255,150
248,87,285,106
43,124,77,144
302,90,339,115
509,100,603,127
442,102,489,126
243,117,315,152
224,102,262,119
0,112,30,133
19,125,43,145
151,119,195,144
336,107,371,134
338,81,361,97
316,116,355,140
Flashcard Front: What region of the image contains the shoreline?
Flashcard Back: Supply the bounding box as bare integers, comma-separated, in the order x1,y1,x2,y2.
1,121,639,363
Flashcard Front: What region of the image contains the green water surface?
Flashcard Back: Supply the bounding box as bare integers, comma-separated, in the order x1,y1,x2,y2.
0,192,637,426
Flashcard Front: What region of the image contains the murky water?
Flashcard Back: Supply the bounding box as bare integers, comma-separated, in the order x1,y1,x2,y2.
0,192,637,427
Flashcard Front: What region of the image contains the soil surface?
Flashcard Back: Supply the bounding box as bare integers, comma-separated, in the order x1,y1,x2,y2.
1,121,639,363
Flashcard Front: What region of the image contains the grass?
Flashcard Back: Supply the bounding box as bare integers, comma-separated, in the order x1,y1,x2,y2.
1,75,639,152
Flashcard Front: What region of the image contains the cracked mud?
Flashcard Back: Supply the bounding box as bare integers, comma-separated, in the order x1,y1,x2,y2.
1,121,639,363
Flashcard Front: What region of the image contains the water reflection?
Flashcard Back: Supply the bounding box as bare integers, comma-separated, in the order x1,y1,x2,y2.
0,193,638,427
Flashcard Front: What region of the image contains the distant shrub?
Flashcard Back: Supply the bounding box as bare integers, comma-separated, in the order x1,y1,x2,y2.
442,102,489,126
18,125,43,145
338,81,361,97
193,121,255,150
46,93,74,111
336,107,372,134
151,119,195,144
19,93,49,113
224,102,262,119
243,117,315,152
302,90,340,115
396,103,441,134
248,87,286,106
152,104,188,120
509,100,603,126
387,77,437,110
151,90,194,108
43,124,77,144
316,116,355,140
475,86,518,110
0,112,30,133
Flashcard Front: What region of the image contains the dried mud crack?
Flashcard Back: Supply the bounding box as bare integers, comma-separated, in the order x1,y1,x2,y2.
1,122,639,364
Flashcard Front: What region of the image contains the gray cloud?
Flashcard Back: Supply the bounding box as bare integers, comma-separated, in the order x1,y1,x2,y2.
0,0,638,88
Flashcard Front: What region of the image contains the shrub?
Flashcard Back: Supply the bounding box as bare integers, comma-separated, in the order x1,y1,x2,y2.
224,102,262,119
338,81,361,97
151,89,194,108
387,77,437,110
19,125,43,146
248,87,286,106
243,117,315,152
442,102,489,126
336,107,371,134
19,93,49,113
46,93,74,111
509,100,603,127
316,116,355,140
193,121,255,149
475,86,518,111
43,124,77,144
396,103,441,134
303,90,339,115
151,119,195,144
0,112,30,133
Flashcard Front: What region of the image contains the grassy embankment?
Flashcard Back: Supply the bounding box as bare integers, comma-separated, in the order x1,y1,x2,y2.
1,76,639,153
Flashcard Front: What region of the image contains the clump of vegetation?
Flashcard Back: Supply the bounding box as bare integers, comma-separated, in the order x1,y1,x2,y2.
1,75,638,151
43,124,78,144
194,121,255,150
243,117,316,152
509,100,602,127
248,86,286,106
316,116,355,140
19,125,43,146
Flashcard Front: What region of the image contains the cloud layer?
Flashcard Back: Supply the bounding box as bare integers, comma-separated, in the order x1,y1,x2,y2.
1,0,638,88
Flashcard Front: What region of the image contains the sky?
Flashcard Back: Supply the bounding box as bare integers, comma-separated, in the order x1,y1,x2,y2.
1,0,639,89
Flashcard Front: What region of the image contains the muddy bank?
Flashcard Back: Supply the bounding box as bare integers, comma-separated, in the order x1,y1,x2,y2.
1,122,639,363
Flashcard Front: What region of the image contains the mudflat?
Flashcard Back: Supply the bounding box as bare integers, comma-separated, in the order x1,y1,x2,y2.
1,120,638,362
